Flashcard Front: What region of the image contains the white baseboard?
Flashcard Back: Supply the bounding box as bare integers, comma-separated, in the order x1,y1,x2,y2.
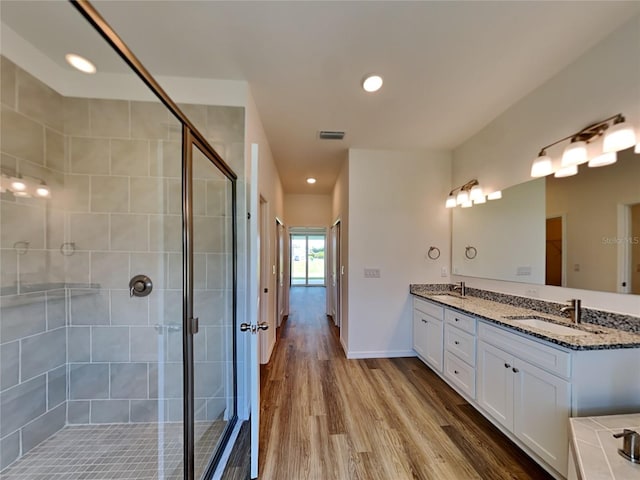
346,349,417,359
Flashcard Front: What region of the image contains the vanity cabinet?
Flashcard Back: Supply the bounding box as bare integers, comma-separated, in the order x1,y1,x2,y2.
443,309,477,399
413,298,443,372
478,322,570,475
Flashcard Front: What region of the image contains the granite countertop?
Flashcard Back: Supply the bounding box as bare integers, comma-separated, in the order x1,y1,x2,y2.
410,285,640,351
570,414,640,479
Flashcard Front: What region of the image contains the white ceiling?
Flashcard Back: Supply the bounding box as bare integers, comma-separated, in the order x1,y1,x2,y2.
3,1,639,193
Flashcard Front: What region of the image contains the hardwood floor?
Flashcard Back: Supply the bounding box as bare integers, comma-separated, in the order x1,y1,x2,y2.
258,287,554,480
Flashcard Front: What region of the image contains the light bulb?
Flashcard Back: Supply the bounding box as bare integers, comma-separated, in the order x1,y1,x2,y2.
445,195,457,208
588,152,617,168
306,177,316,184
65,53,96,74
554,165,578,178
469,185,484,202
10,179,26,191
456,190,469,205
36,185,51,197
473,195,486,204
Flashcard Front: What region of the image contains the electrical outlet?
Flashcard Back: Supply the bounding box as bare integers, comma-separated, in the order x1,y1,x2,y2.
364,268,380,278
525,288,539,297
516,266,531,276
574,264,580,272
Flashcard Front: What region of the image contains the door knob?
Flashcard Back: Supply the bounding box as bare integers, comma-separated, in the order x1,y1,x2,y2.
240,323,252,332
258,322,269,331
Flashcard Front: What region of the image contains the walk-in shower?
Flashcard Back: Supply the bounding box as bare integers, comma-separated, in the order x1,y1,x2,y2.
0,2,241,479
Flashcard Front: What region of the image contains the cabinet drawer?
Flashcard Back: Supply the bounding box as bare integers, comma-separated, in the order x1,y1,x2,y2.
444,351,476,399
445,324,476,367
479,322,571,379
414,297,444,320
445,309,476,334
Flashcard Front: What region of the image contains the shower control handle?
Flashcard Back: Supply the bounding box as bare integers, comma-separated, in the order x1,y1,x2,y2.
129,275,153,297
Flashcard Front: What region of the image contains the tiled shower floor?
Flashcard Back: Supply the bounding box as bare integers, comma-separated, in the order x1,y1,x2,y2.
0,422,225,480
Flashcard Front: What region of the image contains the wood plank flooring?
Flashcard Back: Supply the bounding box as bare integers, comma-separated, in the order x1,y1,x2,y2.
259,287,554,480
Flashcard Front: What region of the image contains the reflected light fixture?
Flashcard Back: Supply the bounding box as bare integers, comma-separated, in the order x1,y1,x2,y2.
487,191,502,200
1,173,52,199
362,74,383,93
306,177,316,184
445,179,491,209
65,53,97,74
530,113,636,178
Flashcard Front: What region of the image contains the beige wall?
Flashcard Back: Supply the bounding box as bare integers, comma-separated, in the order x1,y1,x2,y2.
331,156,349,351
451,15,640,316
284,194,332,227
346,149,451,358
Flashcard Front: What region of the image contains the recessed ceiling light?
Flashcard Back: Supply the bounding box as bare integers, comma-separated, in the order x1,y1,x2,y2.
65,53,97,74
362,74,383,93
306,178,317,184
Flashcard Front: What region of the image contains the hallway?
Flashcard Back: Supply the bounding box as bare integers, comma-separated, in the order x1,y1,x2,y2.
258,287,553,479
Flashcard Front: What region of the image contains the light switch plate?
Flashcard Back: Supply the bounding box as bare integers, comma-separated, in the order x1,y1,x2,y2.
364,268,380,278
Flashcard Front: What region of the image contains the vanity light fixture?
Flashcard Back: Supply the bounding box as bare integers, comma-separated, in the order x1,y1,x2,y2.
65,53,97,74
530,113,636,178
362,74,383,93
446,179,489,208
487,190,502,200
1,173,52,199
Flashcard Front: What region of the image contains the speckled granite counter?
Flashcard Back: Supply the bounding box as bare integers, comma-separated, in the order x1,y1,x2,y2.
570,414,640,479
410,285,640,351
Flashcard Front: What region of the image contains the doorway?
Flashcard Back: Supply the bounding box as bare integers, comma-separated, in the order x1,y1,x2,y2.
290,233,326,286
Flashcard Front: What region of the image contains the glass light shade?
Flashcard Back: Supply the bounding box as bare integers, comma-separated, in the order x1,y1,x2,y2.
635,143,640,153
554,164,578,178
487,191,502,200
588,151,617,168
561,141,588,167
10,179,26,191
445,195,457,208
35,186,51,197
469,185,484,201
456,190,469,205
603,121,636,153
461,200,473,208
473,195,486,204
530,154,553,177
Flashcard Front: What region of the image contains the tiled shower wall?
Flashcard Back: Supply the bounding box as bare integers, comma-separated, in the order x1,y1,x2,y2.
0,55,244,469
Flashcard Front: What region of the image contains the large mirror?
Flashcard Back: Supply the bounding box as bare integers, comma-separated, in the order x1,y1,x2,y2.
452,147,640,294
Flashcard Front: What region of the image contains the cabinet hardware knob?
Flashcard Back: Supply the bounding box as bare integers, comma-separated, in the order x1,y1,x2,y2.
454,341,460,345
454,370,459,374
512,367,519,373
422,319,427,323
504,363,511,368
455,318,459,322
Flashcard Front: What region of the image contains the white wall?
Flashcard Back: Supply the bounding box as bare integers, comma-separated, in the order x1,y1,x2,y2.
245,89,285,365
331,157,349,352
452,14,640,316
284,194,332,227
347,149,451,358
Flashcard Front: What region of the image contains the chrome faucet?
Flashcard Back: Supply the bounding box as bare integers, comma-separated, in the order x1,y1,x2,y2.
452,281,466,297
560,299,582,324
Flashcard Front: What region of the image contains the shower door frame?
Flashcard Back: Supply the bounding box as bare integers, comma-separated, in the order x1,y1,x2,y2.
70,2,240,479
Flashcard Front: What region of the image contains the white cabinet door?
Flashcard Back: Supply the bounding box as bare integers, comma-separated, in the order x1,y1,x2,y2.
513,358,570,476
425,316,443,372
413,311,430,359
413,310,443,373
477,340,514,430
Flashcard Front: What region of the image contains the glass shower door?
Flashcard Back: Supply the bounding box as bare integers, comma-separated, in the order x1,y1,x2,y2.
190,143,237,479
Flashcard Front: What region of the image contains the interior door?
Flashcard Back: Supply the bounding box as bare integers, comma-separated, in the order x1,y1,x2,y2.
331,223,341,327
276,221,285,327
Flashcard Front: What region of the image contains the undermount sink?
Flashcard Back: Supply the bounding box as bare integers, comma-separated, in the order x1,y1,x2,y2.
429,294,464,301
510,318,591,336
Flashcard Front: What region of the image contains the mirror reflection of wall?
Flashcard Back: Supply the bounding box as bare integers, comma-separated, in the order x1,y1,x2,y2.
451,147,640,295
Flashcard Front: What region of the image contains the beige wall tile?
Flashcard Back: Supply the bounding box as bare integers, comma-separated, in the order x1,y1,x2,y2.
64,252,90,284
111,139,149,176
63,174,90,212
166,178,181,215
70,137,110,175
90,99,130,138
226,142,244,174
45,128,66,172
206,179,229,217
64,97,90,136
130,177,164,214
171,103,207,140
149,140,181,178
1,248,18,290
70,213,109,251
206,106,244,144
20,250,65,287
193,216,225,254
46,208,65,251
110,214,148,252
1,107,44,165
91,176,129,213
0,201,45,249
91,252,129,289
193,179,206,216
149,215,181,253
16,68,63,132
130,252,166,289
1,56,16,109
131,101,168,139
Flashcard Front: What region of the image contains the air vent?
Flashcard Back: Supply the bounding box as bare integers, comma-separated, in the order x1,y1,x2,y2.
318,130,345,140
